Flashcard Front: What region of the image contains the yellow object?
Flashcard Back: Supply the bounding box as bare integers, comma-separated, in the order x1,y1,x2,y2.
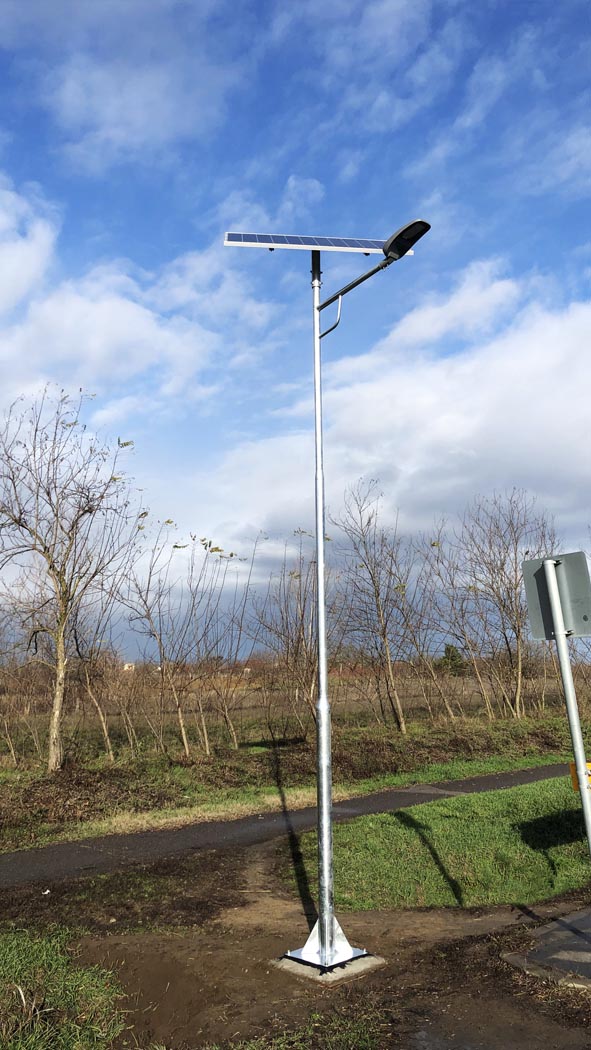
569,761,591,791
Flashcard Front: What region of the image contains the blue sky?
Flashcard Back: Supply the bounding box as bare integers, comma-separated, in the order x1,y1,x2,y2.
0,0,590,559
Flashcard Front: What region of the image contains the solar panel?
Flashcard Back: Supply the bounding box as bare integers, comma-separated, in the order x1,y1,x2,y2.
224,232,386,254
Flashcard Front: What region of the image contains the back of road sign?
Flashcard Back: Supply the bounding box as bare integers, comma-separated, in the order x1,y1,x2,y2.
522,552,591,640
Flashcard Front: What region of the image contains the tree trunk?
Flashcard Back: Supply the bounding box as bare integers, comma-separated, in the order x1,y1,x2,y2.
194,692,211,757
48,630,66,772
374,587,406,734
168,673,191,759
514,634,524,719
121,708,139,756
417,655,455,721
223,704,239,749
465,641,494,720
383,641,406,734
83,666,114,763
2,718,18,767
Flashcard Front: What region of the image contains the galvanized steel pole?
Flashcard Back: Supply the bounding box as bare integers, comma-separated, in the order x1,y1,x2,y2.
311,249,334,966
285,253,367,970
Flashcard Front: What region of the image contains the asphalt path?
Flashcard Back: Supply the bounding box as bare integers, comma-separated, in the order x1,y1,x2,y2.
0,762,569,889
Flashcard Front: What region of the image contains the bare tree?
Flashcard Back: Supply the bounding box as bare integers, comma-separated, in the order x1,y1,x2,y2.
336,482,407,733
207,539,261,749
254,529,351,736
128,528,226,758
254,531,318,733
0,389,142,771
422,490,558,719
71,599,133,763
392,549,459,722
417,520,497,719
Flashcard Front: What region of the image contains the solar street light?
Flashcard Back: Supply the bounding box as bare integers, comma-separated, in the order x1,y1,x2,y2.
225,220,430,971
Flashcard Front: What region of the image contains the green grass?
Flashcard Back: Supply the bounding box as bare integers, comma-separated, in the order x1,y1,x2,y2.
296,776,591,909
0,750,570,855
338,749,569,795
0,714,578,853
0,928,125,1049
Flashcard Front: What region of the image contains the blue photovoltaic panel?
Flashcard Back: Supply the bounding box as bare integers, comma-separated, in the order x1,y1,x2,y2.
224,231,385,254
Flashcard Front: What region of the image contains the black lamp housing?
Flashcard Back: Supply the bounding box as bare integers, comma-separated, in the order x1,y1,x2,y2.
383,220,431,261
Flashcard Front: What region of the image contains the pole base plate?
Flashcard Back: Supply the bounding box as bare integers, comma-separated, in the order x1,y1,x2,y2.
285,918,368,972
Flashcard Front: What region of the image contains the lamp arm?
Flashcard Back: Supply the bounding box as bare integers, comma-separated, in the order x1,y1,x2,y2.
318,256,393,311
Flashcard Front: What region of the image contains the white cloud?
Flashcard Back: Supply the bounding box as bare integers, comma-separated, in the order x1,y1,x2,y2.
262,0,469,146
324,0,433,74
455,54,510,132
277,176,325,227
0,171,280,411
45,52,242,170
0,178,58,316
408,41,533,176
0,0,245,170
143,244,287,377
0,0,188,46
90,393,149,428
415,190,474,251
336,150,364,184
185,267,591,550
217,174,326,234
522,123,591,198
324,260,522,385
384,259,522,347
187,430,315,547
412,55,508,174
89,381,219,429
339,14,468,133
268,0,435,76
1,279,216,391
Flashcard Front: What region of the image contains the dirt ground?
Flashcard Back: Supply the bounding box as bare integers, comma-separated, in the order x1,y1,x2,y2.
32,841,587,1049
2,821,591,1048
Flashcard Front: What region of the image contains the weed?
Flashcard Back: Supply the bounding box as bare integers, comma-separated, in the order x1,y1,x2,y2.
202,1004,390,1048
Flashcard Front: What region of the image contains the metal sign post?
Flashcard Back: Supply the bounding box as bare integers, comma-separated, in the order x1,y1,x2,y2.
523,553,591,860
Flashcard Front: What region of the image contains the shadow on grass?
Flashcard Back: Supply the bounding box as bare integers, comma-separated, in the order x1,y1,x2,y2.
240,737,306,750
515,809,591,944
519,809,584,877
396,811,465,906
270,743,317,930
519,809,584,851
